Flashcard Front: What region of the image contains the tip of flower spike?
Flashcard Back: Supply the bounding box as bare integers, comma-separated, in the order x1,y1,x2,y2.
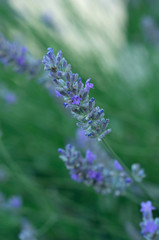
98,128,111,141
47,47,53,52
56,90,61,97
58,148,65,154
140,201,155,212
85,78,94,91
114,160,123,171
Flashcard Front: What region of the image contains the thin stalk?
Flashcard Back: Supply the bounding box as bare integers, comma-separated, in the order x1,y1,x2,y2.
102,139,154,202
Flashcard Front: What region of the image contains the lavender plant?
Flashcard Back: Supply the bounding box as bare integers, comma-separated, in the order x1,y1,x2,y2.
58,144,145,196
41,46,158,240
0,31,158,239
0,34,41,79
42,48,111,141
58,129,145,195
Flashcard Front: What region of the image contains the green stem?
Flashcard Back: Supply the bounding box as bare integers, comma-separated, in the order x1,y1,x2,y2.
102,139,153,201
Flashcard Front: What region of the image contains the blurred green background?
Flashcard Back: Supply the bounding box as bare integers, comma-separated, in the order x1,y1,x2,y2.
0,0,159,239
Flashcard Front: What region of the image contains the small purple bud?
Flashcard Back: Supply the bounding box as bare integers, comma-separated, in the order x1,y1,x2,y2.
63,103,68,108
88,120,92,124
140,201,155,213
58,148,65,154
114,160,123,171
8,196,22,209
56,90,61,97
3,92,17,104
57,71,63,77
62,59,67,69
125,178,132,184
71,95,82,105
85,78,94,92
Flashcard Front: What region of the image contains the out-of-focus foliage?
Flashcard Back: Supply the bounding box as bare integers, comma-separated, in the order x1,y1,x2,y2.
0,0,159,239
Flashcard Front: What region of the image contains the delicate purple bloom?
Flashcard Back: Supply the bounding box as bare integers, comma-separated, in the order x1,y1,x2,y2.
8,196,22,209
140,201,155,213
87,170,103,182
85,78,94,91
3,92,17,104
144,220,157,234
88,169,103,182
114,160,123,171
140,201,159,239
87,169,97,179
71,173,82,182
63,103,68,108
56,90,61,97
86,150,96,164
71,95,82,105
125,177,132,184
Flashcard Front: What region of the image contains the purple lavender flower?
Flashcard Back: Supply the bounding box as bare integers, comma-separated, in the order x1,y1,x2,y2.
3,92,17,104
58,144,142,196
144,220,158,234
140,201,159,239
86,150,96,164
87,170,103,182
114,160,123,171
71,95,82,105
56,90,62,97
140,201,155,213
8,195,22,210
0,33,41,79
85,78,94,91
42,48,111,141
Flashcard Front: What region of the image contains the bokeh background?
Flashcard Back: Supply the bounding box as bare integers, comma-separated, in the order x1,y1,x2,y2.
0,0,159,239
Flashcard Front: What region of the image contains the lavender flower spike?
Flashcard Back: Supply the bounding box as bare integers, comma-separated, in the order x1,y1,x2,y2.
42,48,111,140
19,219,37,240
0,33,41,79
58,144,143,196
140,201,159,239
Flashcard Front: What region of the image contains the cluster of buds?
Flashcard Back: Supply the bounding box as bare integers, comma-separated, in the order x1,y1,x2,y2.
0,34,41,79
140,201,159,239
0,192,22,211
42,48,111,141
19,219,37,240
58,144,145,196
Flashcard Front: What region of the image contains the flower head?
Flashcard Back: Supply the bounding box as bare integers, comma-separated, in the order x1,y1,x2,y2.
42,48,111,140
140,201,159,239
0,33,41,79
140,201,155,213
58,144,141,196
